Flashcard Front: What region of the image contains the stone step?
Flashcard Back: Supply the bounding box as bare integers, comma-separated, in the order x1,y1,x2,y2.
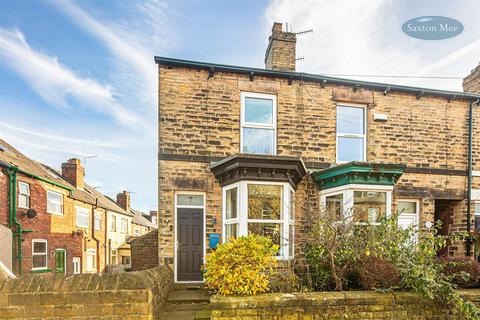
194,309,211,320
159,309,211,320
174,283,204,290
167,289,211,304
163,302,210,311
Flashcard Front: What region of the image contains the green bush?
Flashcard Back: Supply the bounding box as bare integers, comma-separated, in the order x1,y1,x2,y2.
439,256,480,288
269,272,303,293
203,235,278,295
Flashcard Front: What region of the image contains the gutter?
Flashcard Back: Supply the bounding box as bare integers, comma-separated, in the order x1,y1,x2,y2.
154,56,480,101
466,98,480,256
91,198,101,272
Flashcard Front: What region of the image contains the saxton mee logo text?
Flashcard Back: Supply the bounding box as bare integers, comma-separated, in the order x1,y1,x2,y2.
402,16,463,40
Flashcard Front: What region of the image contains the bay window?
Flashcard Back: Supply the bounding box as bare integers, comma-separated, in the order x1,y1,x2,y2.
336,104,366,162
320,185,392,224
222,181,293,260
241,92,276,155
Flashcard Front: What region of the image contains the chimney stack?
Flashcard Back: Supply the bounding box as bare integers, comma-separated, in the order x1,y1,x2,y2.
265,22,297,72
61,158,84,189
116,191,131,212
463,62,480,93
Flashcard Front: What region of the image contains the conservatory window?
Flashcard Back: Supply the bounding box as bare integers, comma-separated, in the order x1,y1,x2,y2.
222,181,293,260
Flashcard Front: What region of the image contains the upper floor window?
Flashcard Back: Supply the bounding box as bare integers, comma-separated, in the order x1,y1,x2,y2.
47,190,63,215
18,182,30,209
94,212,101,230
336,105,366,162
121,218,128,234
241,92,277,155
110,215,117,232
76,207,89,228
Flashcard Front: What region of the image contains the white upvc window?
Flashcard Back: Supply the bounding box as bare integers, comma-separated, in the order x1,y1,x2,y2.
94,211,101,230
240,92,277,155
222,181,294,260
336,104,367,162
320,184,392,225
47,190,63,215
86,249,96,272
120,218,128,234
18,182,30,209
72,257,81,274
474,202,480,232
76,206,89,228
32,239,48,270
110,214,117,232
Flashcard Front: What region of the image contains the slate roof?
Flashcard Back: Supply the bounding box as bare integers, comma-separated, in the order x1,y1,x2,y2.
130,208,156,228
0,137,131,217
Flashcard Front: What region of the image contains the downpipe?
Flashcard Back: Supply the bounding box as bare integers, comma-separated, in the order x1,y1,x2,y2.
467,99,480,256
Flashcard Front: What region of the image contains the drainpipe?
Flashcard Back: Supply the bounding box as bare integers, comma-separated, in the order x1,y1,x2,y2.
91,198,101,272
4,164,33,275
467,99,480,256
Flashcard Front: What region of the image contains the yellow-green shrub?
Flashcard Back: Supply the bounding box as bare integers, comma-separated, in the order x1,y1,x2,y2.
204,235,278,295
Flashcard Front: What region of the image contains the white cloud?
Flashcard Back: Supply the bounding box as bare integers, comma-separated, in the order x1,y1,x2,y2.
264,0,480,91
0,28,143,127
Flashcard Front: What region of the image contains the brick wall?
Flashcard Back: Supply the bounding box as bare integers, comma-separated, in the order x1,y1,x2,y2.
0,265,174,319
463,63,480,93
158,65,480,263
131,230,159,271
210,290,480,320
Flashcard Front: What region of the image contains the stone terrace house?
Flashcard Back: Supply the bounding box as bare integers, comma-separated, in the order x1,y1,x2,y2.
0,138,133,275
155,22,480,282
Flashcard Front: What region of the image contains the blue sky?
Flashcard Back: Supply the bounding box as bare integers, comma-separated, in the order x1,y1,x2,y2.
0,0,479,211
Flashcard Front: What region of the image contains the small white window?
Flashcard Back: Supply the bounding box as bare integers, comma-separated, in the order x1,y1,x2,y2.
47,190,63,215
110,215,117,232
76,207,89,228
120,218,128,234
18,182,30,209
72,257,81,274
32,239,48,270
111,249,117,265
241,92,277,155
94,212,101,230
86,249,96,272
134,228,139,236
336,105,366,162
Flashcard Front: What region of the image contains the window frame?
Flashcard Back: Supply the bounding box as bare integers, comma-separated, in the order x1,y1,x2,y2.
120,218,128,234
72,257,81,274
336,103,367,163
47,190,64,215
18,181,30,209
320,184,392,225
86,249,96,272
75,206,90,229
240,92,277,156
94,211,102,231
222,181,293,260
32,239,48,271
110,214,117,232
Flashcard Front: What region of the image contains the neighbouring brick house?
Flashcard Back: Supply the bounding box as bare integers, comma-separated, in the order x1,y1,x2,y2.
155,22,480,282
0,138,134,275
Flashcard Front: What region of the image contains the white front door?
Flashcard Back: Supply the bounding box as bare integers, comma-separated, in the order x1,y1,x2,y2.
398,213,417,230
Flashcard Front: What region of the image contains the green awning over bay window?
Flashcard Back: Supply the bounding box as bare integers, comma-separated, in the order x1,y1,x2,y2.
311,162,406,190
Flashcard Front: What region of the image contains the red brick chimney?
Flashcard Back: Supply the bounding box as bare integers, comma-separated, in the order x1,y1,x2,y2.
463,62,480,93
265,22,297,72
116,191,130,211
61,158,84,188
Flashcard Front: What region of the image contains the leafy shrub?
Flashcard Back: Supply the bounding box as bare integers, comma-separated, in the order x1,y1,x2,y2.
269,272,302,293
358,256,401,290
303,245,335,291
203,235,278,295
439,257,480,288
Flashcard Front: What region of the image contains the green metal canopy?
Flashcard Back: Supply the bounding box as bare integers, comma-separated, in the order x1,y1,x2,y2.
311,162,406,190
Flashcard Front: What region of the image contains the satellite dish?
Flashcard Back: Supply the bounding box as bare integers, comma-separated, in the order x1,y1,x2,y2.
25,209,37,219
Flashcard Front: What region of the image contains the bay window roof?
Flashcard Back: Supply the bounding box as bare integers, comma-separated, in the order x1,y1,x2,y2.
210,154,307,189
311,161,406,190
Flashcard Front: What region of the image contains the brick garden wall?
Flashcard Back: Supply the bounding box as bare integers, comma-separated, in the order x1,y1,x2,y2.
131,230,159,271
210,290,480,320
0,265,173,319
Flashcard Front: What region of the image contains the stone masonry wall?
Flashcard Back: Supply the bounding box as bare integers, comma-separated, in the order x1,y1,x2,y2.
210,290,480,320
131,229,159,271
0,265,173,319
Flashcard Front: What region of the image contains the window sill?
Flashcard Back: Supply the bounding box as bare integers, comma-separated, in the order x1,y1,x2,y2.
31,268,51,274
76,225,89,229
48,212,64,216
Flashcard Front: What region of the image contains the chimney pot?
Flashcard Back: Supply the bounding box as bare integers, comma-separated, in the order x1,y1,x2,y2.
265,22,297,72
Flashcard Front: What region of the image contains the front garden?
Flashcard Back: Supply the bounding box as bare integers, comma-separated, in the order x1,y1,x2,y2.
203,207,480,320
